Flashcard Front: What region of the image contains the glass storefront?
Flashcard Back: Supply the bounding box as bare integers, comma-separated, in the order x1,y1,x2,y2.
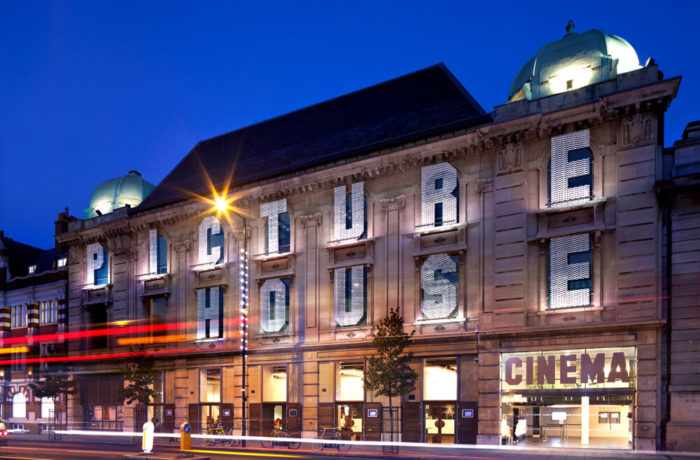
500,347,636,449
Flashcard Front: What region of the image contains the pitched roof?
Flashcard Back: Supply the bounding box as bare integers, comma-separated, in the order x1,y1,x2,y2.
0,233,67,279
0,234,43,279
137,63,490,212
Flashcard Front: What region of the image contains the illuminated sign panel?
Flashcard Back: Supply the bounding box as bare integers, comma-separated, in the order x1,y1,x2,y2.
334,182,366,241
333,266,366,327
420,254,458,319
196,286,223,339
549,129,592,208
198,216,224,265
86,243,108,286
549,233,591,309
260,278,289,333
500,347,636,391
260,198,290,254
421,163,458,228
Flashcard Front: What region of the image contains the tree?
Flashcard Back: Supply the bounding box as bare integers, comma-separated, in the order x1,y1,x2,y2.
364,306,418,444
120,355,158,406
28,364,77,423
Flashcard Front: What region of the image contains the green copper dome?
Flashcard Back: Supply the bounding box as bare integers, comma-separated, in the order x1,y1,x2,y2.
84,170,155,218
508,21,641,102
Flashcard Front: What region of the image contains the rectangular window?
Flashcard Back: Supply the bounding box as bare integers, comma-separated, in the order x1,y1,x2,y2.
57,258,67,268
11,305,26,328
28,265,37,274
424,358,457,401
149,297,167,337
336,362,364,401
40,300,57,324
157,236,168,274
200,368,221,403
262,366,287,403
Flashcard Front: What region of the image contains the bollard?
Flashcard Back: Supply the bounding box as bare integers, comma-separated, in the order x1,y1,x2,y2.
180,421,191,451
142,421,154,453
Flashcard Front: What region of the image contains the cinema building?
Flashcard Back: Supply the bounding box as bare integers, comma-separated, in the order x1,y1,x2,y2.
52,23,693,450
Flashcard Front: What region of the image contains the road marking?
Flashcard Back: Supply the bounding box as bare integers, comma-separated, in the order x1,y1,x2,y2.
0,456,57,460
187,449,305,458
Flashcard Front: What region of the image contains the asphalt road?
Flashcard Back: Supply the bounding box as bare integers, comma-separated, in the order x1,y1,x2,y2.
0,438,699,460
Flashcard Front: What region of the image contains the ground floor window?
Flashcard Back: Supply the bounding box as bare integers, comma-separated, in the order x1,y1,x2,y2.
84,405,124,431
12,393,26,419
40,397,54,419
501,392,633,449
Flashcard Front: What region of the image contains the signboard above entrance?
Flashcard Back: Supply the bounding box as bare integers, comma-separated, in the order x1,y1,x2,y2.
500,347,636,391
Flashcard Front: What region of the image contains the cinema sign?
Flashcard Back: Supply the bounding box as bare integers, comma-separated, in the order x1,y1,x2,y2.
500,347,636,391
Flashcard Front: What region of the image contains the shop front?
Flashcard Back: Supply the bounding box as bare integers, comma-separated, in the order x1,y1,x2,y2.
500,347,636,449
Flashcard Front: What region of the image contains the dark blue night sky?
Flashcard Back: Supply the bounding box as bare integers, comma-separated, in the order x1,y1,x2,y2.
2,1,699,248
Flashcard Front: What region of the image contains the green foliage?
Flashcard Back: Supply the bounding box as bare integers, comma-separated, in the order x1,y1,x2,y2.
120,355,158,406
28,364,77,400
364,306,418,402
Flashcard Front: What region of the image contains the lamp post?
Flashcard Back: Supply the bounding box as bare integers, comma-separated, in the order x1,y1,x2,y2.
214,196,248,447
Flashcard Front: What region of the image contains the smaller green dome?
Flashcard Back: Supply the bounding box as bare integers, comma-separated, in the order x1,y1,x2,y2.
84,170,155,218
508,21,641,102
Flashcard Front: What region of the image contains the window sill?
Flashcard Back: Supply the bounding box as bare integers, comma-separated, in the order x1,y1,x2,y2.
537,197,607,215
136,272,169,281
194,337,225,343
542,304,600,314
413,315,465,326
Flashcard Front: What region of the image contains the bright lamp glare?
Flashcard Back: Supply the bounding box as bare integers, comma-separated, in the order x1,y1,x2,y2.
215,197,228,213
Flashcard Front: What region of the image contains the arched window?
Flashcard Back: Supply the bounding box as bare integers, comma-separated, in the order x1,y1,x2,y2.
41,397,55,419
12,392,26,419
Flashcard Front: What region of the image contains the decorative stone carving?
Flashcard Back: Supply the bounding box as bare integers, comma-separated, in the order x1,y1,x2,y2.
108,234,133,255
298,212,322,228
622,113,653,146
173,239,192,253
497,143,522,174
378,195,406,212
475,179,493,194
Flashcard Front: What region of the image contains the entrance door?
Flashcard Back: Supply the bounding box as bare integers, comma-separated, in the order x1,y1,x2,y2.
336,403,363,440
262,403,285,434
200,404,221,432
425,402,455,444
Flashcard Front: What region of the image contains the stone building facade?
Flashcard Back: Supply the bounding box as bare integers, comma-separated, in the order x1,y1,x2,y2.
49,24,695,451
